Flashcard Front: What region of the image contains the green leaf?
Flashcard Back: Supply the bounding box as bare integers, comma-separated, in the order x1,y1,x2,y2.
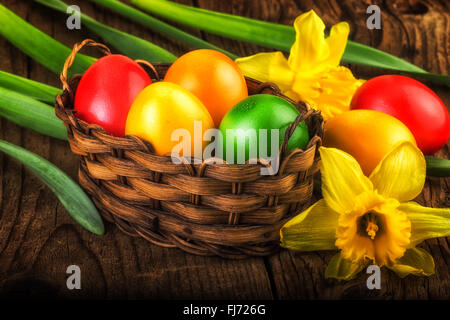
343,40,425,74
88,0,238,60
0,86,67,140
0,70,61,104
34,0,176,63
132,0,449,85
425,156,450,177
406,72,450,86
132,0,294,51
325,252,368,280
0,139,104,235
387,247,435,278
0,3,95,75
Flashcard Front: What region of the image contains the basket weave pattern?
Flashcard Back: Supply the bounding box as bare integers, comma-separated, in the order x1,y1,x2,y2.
55,40,324,259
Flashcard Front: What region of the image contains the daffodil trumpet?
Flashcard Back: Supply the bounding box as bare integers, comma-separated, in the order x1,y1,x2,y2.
280,141,450,280
235,10,365,121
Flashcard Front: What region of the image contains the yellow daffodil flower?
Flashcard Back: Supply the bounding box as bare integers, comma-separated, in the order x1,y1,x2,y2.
235,10,364,120
280,141,450,280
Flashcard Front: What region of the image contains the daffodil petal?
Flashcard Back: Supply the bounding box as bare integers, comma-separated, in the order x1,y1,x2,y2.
288,10,330,73
387,247,435,278
280,199,338,251
324,21,350,67
319,147,373,214
369,141,425,202
398,201,450,247
235,51,294,92
325,252,368,280
289,10,349,73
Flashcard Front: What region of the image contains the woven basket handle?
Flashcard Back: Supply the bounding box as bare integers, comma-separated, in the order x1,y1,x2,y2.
60,39,161,92
135,59,160,81
60,39,112,92
279,108,314,155
254,81,314,156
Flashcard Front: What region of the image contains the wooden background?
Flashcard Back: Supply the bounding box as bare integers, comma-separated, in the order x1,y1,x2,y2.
0,0,448,299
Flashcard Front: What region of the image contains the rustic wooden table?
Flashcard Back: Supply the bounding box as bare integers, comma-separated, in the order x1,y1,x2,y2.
0,0,448,299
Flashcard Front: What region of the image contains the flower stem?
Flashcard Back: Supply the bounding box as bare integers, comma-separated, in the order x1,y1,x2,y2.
88,0,238,60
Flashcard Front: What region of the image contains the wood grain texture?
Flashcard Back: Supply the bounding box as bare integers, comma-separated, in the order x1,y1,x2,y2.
0,0,448,299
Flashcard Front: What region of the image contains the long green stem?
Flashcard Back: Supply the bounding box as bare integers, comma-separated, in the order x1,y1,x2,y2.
132,0,294,53
425,156,450,177
0,86,67,140
0,139,104,235
131,0,449,85
0,3,95,75
88,0,238,60
34,0,176,63
0,70,61,104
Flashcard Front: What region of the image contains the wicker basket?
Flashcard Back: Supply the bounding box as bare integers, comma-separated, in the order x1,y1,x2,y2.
55,40,323,259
